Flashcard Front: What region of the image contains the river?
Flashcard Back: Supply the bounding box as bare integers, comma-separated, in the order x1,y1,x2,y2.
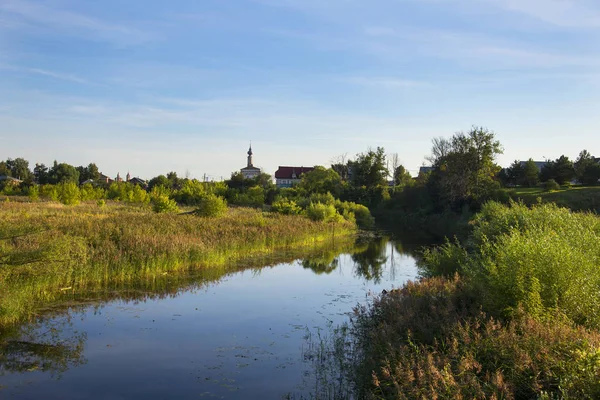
0,236,421,399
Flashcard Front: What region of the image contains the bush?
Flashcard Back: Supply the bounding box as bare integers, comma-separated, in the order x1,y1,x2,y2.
57,182,80,205
97,199,106,209
334,200,375,229
544,179,560,191
194,194,227,217
305,202,342,222
28,185,40,202
271,198,302,215
151,194,179,213
353,276,600,400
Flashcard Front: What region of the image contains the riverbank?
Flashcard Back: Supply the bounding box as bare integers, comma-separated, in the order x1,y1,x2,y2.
351,201,600,399
0,201,356,329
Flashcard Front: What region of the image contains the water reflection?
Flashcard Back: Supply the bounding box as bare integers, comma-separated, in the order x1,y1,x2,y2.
0,235,423,399
0,319,86,378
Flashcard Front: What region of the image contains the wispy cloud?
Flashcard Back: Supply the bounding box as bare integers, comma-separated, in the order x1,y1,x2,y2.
0,63,89,84
0,0,154,45
486,0,600,28
341,76,427,88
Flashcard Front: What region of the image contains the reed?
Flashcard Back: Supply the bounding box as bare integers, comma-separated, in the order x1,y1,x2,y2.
0,201,355,328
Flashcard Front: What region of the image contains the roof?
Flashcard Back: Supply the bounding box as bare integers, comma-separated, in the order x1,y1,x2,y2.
241,166,261,171
274,166,315,179
519,160,547,171
419,166,434,174
0,175,22,182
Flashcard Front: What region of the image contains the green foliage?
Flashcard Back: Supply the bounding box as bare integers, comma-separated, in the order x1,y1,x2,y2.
352,276,600,400
305,203,342,223
428,126,503,206
334,200,375,229
96,199,106,208
57,182,80,205
80,183,106,201
194,194,228,217
349,147,388,188
108,182,150,204
575,150,600,185
40,184,58,201
541,155,575,185
151,194,179,213
271,198,302,215
48,161,79,184
544,179,561,191
27,185,40,202
393,165,412,186
297,166,343,196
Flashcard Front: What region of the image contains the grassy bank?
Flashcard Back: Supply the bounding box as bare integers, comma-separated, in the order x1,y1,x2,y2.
0,201,355,328
508,185,600,213
351,201,600,399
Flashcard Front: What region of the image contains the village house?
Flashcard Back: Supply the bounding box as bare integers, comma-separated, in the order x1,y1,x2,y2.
274,166,314,188
0,175,23,186
240,145,261,179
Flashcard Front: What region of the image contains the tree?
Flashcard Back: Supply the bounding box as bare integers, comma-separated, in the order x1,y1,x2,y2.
34,163,49,184
504,160,523,187
330,153,349,181
575,150,600,185
393,165,412,186
148,175,170,191
297,166,343,196
48,161,79,184
349,147,388,188
77,163,100,183
520,159,540,187
6,158,31,181
429,126,503,205
544,155,575,185
0,161,11,176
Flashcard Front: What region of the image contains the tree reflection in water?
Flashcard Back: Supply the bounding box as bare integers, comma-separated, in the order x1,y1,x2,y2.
0,316,87,377
351,236,389,283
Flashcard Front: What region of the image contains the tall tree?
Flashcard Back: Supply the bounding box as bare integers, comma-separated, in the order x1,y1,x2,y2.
575,150,600,185
48,161,79,184
33,163,49,184
349,147,388,188
519,159,540,187
553,155,575,185
393,165,412,186
429,126,503,204
0,161,10,176
6,158,31,181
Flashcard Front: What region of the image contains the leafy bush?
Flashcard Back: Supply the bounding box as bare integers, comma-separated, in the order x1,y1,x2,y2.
194,194,227,217
544,179,560,191
305,203,342,222
151,194,179,213
422,201,600,328
97,199,106,209
271,198,302,215
57,182,80,205
334,200,375,229
309,192,336,206
27,185,39,202
40,184,58,201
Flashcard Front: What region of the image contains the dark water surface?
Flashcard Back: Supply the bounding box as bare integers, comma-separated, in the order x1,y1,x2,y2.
1,237,420,399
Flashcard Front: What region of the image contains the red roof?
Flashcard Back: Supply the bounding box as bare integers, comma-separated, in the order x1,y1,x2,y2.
274,166,315,179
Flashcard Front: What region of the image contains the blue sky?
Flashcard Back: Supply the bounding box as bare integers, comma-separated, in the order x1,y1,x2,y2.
1,0,599,180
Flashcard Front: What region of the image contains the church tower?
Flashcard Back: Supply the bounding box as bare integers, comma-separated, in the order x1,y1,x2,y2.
247,144,253,167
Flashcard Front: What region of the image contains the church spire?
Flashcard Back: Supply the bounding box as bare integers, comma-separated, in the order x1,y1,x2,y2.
247,142,253,167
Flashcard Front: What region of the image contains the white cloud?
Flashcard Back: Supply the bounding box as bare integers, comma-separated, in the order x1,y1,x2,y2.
486,0,600,28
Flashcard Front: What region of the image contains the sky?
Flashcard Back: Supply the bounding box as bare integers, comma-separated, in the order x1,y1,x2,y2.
1,0,599,180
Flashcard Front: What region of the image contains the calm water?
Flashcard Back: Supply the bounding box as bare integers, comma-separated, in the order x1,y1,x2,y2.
1,237,420,399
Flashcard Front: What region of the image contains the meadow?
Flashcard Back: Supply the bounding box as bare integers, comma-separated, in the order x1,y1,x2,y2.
0,200,355,329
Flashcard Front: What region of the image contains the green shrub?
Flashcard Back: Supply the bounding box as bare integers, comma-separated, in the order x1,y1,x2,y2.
544,179,560,191
28,185,40,202
97,199,106,209
40,184,58,201
194,194,227,217
309,192,336,206
57,182,80,205
305,202,342,222
334,200,375,229
271,198,302,215
151,194,179,213
353,276,600,400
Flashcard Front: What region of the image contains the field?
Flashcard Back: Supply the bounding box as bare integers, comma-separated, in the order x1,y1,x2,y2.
507,185,600,213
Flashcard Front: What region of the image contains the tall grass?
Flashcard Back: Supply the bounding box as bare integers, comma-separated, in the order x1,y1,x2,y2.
0,201,355,328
